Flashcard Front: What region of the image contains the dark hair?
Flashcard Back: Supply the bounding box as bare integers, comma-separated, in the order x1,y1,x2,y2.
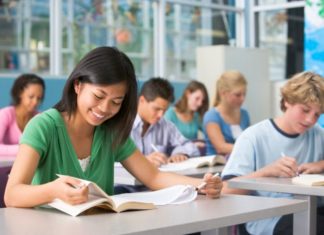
54,46,138,148
139,77,174,103
11,73,45,106
175,80,209,118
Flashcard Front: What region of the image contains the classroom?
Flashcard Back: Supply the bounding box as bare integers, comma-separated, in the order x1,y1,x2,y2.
1,1,324,235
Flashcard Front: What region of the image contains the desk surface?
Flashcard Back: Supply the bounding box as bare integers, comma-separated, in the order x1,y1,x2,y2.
114,165,224,185
0,194,307,235
228,177,324,196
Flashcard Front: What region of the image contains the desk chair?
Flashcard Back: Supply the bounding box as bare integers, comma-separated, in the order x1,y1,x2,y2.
0,166,11,208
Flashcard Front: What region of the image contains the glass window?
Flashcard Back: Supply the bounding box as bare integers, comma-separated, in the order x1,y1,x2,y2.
62,0,154,79
0,0,50,73
165,2,236,80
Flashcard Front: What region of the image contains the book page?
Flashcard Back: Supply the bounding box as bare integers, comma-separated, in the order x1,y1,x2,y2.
292,174,324,186
159,155,216,172
48,195,109,217
110,185,197,206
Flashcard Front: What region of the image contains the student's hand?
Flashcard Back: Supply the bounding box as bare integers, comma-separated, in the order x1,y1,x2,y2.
261,156,298,177
298,161,324,174
52,176,89,205
198,173,223,199
146,152,168,167
168,154,188,163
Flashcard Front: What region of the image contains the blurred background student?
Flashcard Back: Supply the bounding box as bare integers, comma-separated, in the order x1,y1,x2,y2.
203,71,250,156
164,80,209,152
131,77,200,167
0,74,45,157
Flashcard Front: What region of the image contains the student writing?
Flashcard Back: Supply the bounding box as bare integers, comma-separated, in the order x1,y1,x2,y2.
4,47,222,208
221,71,324,235
203,71,250,156
131,78,200,168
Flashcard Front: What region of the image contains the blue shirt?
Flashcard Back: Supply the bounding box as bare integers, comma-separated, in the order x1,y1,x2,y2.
202,107,250,155
222,119,324,235
131,115,200,157
164,107,201,140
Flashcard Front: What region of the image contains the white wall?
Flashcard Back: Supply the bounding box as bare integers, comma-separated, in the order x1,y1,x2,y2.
196,45,271,124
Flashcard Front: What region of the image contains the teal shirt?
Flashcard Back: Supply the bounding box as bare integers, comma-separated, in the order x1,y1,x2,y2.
20,108,136,195
164,107,201,140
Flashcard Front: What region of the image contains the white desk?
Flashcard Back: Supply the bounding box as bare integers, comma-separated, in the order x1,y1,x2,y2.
114,165,224,186
0,194,307,235
228,177,324,235
0,157,15,167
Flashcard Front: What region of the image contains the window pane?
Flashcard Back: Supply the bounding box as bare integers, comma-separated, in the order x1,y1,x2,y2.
0,0,50,73
256,8,304,80
62,0,153,78
165,3,235,80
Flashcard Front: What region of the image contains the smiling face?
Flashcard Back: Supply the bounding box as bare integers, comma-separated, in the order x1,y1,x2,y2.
74,81,127,126
18,84,44,113
284,102,321,134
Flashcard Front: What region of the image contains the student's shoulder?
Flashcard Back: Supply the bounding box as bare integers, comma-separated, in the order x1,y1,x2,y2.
0,106,15,120
164,106,177,118
240,119,272,136
28,108,63,128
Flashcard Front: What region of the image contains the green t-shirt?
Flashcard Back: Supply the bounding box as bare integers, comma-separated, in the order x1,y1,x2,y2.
20,108,136,195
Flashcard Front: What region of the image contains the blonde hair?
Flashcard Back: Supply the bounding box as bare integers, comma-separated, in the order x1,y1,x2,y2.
280,71,324,112
213,70,247,106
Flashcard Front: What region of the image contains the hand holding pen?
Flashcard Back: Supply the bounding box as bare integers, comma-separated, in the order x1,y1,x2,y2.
196,172,222,198
148,144,168,167
281,152,299,177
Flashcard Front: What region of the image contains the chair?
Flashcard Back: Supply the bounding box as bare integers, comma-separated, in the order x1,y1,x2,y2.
0,166,12,208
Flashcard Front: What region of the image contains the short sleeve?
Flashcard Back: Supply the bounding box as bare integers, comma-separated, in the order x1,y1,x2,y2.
20,114,53,158
221,131,256,178
203,109,222,126
114,137,137,162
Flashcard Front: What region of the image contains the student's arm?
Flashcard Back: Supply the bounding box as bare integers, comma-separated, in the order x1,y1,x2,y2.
121,149,222,198
222,155,299,194
206,122,233,155
298,160,324,174
4,144,88,208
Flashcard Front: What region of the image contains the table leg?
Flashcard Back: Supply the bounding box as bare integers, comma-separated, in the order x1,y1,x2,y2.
293,195,316,235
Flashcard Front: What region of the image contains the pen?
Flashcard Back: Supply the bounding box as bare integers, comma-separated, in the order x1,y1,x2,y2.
151,143,159,152
280,152,299,177
196,172,220,191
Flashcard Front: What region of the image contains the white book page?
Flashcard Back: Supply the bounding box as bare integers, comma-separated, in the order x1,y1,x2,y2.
159,155,215,172
292,174,324,185
110,185,197,206
48,195,108,217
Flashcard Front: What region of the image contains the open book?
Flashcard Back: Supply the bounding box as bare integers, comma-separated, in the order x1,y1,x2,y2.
292,174,324,186
160,155,226,172
48,175,197,216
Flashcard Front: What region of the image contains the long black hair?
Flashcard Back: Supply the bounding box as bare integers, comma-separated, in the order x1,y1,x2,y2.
54,47,138,148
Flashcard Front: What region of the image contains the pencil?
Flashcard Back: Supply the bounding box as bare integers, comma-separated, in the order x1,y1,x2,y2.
196,172,220,191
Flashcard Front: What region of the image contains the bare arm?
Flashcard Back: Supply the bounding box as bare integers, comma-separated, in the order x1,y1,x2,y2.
206,122,233,155
121,149,222,198
222,156,299,195
5,144,88,208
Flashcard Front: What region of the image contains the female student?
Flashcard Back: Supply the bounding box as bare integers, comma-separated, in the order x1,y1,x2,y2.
4,47,222,208
222,71,324,235
0,74,45,157
164,80,209,141
203,71,250,156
